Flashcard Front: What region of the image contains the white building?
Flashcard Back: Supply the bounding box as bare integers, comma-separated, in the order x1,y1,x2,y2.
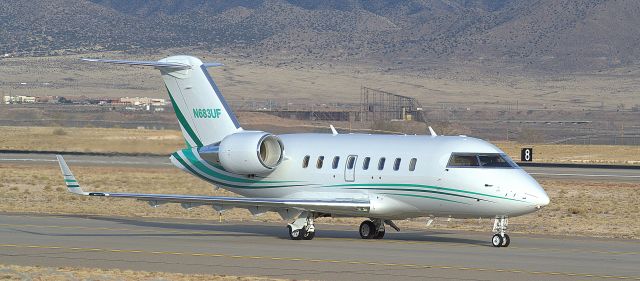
3,95,37,104
120,97,167,106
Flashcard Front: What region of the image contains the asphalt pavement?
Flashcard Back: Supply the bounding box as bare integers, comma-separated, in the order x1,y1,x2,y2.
0,213,638,281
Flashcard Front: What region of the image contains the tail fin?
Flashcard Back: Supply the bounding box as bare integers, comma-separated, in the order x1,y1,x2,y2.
83,56,242,147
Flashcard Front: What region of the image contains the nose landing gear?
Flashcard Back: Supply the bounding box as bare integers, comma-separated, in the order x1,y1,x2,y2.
491,216,510,247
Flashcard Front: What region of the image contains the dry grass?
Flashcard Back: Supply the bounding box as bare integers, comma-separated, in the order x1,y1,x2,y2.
0,126,183,154
1,163,638,239
496,141,640,165
1,126,639,165
0,264,289,281
2,51,639,111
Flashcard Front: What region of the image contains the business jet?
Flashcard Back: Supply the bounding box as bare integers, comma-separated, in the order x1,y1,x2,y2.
58,55,549,247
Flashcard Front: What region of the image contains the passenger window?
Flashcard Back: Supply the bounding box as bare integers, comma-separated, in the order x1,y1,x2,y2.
378,157,386,170
347,156,356,169
362,157,370,170
447,154,479,167
393,158,401,171
316,156,324,169
302,155,310,168
332,156,340,169
409,158,417,171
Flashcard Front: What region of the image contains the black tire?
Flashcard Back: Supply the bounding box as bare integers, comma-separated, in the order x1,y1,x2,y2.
288,225,302,240
359,220,376,239
373,230,385,239
491,234,503,247
302,230,315,240
501,234,510,247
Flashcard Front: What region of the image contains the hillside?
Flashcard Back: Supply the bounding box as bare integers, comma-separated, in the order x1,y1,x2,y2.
1,0,639,72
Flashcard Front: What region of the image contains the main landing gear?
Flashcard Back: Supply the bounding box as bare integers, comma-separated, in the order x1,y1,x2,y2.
287,212,315,240
359,219,399,239
491,216,510,247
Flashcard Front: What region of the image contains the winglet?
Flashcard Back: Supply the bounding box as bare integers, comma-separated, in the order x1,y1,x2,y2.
428,126,437,137
330,125,338,135
56,155,87,195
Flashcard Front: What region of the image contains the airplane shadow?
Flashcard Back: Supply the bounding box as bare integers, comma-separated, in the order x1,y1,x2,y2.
27,214,489,247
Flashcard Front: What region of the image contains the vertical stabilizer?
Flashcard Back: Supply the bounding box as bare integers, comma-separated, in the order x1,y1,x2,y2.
159,56,242,147
82,56,242,147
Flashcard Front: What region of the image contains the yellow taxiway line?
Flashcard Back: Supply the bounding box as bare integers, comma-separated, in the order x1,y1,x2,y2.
1,243,638,280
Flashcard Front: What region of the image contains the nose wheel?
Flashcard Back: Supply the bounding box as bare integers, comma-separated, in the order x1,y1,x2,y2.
491,233,510,247
491,216,510,247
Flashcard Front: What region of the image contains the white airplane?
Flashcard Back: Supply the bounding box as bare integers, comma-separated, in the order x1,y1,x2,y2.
58,55,549,247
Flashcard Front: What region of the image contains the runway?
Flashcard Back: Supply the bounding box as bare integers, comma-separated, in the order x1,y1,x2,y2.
1,152,639,182
0,213,638,280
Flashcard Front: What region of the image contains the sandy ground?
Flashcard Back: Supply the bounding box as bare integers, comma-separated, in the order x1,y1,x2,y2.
2,51,639,111
1,126,639,164
1,163,638,239
0,264,289,281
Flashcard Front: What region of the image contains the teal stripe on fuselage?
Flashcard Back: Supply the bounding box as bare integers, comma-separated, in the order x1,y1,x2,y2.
180,149,299,184
329,183,526,203
343,187,490,202
380,193,469,205
172,152,307,189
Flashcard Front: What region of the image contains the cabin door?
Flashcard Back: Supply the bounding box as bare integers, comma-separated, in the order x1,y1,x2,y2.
344,155,358,182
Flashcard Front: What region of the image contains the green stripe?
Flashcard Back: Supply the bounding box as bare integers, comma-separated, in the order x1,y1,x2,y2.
181,149,297,184
172,152,304,189
166,86,203,147
344,187,488,202
64,179,77,182
381,193,468,204
330,183,527,203
67,184,80,188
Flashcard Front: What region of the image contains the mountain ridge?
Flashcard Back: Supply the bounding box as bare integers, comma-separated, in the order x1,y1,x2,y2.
1,0,638,72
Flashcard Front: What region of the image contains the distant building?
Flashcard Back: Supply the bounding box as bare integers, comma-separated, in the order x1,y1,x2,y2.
120,97,167,106
3,95,37,104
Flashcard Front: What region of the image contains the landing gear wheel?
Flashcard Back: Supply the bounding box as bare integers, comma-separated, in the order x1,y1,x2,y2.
302,230,315,240
491,234,503,247
373,230,385,239
288,225,302,240
359,220,376,239
501,234,510,247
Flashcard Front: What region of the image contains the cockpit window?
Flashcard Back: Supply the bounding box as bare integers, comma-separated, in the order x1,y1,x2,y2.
448,153,517,168
478,154,511,167
448,154,479,167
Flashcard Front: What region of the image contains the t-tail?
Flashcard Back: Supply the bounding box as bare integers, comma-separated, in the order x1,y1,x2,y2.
83,56,242,147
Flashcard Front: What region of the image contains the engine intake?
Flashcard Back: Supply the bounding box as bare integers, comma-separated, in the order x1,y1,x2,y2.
218,131,284,174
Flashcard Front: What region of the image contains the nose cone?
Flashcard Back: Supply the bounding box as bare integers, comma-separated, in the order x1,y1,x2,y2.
537,189,550,207
528,179,550,208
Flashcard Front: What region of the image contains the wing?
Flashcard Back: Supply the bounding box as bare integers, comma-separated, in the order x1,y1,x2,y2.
57,155,369,219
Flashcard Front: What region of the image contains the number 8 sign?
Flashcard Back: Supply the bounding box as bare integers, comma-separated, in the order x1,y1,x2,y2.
521,148,533,162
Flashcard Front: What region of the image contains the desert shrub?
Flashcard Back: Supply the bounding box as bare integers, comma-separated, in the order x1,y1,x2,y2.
52,128,67,136
568,207,585,215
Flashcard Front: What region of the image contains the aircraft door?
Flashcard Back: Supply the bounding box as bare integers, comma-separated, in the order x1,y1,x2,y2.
344,155,358,182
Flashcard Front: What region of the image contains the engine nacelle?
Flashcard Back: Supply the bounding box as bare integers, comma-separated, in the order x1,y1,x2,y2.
218,131,284,174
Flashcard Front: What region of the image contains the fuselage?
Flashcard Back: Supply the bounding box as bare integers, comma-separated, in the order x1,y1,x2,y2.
170,133,549,219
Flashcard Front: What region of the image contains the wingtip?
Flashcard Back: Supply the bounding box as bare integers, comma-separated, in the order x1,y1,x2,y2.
56,155,86,195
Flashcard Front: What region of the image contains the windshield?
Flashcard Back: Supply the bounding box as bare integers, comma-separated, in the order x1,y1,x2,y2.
447,153,518,168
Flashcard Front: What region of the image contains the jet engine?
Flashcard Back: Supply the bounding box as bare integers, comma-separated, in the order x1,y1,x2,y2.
218,131,284,174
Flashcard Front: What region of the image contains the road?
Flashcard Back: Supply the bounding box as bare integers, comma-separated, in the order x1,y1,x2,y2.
0,213,638,281
1,152,639,182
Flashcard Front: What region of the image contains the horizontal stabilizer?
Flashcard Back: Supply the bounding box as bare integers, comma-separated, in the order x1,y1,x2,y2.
82,58,192,70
